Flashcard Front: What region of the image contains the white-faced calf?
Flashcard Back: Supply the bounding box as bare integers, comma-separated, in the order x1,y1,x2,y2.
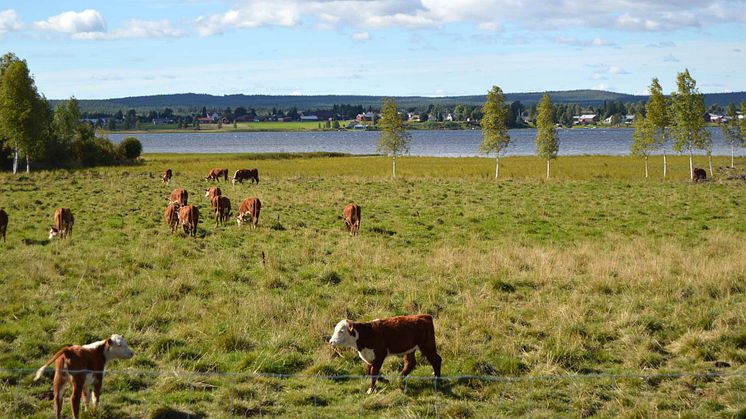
329,314,442,393
49,208,74,240
33,334,134,419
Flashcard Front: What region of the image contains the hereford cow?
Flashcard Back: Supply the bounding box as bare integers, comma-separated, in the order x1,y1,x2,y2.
178,205,199,237
48,208,74,240
329,314,442,394
164,203,180,233
211,195,232,226
33,334,134,419
236,197,261,228
343,203,361,236
232,168,259,185
168,188,188,206
693,167,707,182
0,208,7,241
206,168,229,182
205,186,222,201
162,168,172,184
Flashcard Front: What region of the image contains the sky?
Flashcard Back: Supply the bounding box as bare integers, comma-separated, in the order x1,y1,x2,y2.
1,0,745,99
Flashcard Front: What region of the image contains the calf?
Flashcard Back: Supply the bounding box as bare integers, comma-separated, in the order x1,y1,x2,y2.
162,168,172,184
178,205,199,237
206,168,229,182
0,208,7,241
164,203,180,233
169,188,188,206
49,208,74,240
236,197,261,228
329,314,442,394
33,334,134,419
693,167,707,182
343,203,361,236
205,186,222,201
232,168,259,185
211,195,232,226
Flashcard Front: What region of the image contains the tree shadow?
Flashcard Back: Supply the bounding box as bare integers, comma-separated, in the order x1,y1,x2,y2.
150,407,206,419
22,238,50,246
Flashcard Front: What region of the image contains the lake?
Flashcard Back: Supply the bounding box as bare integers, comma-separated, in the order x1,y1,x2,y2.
110,128,738,157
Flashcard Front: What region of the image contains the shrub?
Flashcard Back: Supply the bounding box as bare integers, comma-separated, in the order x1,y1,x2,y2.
118,136,142,160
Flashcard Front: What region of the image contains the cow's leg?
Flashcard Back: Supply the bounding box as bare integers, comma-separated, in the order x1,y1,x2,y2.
53,371,67,419
368,359,384,394
422,348,442,379
71,376,85,419
91,377,103,409
401,352,417,376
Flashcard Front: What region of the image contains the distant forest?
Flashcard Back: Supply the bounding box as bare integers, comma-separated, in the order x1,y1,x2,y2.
53,90,746,114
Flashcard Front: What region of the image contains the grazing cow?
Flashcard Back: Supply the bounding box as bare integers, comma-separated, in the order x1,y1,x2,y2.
329,314,442,394
178,205,199,237
236,197,261,228
211,195,232,226
168,188,188,206
33,334,134,419
206,168,229,182
48,208,74,240
162,168,172,184
693,167,707,182
343,203,361,236
205,186,222,201
0,208,7,241
164,203,180,233
232,168,259,185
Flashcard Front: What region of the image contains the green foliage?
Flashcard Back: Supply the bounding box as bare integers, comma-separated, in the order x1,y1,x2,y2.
535,92,559,160
118,136,143,160
480,85,511,157
671,69,711,154
377,98,410,157
630,113,655,157
721,104,743,149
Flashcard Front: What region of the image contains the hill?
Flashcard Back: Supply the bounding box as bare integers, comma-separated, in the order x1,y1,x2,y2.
55,90,746,113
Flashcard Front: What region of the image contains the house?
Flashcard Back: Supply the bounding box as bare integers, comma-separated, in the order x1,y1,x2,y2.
573,114,598,125
705,113,724,123
407,113,421,122
356,112,376,122
299,114,319,121
445,113,454,122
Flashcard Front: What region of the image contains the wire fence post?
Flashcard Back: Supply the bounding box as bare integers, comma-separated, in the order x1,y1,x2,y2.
15,371,21,419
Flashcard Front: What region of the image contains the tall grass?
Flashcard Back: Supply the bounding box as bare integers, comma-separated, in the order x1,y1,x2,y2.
0,154,744,417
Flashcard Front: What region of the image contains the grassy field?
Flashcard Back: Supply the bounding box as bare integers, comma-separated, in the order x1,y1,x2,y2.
1,154,745,418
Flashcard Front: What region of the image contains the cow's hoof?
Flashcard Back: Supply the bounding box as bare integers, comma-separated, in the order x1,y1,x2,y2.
366,388,374,395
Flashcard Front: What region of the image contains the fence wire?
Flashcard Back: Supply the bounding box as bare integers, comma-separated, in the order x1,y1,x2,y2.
2,368,745,418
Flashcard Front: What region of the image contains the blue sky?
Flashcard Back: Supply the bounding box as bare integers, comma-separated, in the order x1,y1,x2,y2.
1,0,745,99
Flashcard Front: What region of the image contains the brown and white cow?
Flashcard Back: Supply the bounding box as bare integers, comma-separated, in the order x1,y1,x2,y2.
343,203,361,236
164,203,180,233
168,188,188,206
49,208,74,240
0,208,7,241
693,167,707,182
33,334,134,419
162,168,172,184
236,197,261,228
178,205,199,237
204,186,222,201
206,168,229,182
211,195,231,226
329,314,442,394
232,168,259,185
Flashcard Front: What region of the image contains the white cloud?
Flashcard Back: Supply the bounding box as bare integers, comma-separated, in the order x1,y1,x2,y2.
34,9,106,34
110,20,184,39
352,31,370,41
663,54,680,62
0,9,23,35
555,36,615,47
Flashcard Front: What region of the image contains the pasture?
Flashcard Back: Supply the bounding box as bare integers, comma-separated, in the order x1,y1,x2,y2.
0,154,745,418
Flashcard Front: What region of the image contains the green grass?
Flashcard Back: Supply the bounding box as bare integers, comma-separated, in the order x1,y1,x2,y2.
0,154,745,417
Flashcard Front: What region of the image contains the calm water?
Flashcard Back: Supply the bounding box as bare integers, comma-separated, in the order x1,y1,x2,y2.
110,128,737,157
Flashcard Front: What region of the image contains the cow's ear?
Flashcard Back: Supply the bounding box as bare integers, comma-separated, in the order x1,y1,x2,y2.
105,337,113,347
347,321,354,333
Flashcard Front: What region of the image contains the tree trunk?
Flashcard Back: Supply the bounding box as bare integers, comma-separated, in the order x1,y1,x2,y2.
12,144,18,175
546,159,550,179
708,152,713,177
26,155,30,173
392,156,396,178
663,153,667,178
495,156,499,178
732,145,736,168
645,156,648,178
689,150,694,180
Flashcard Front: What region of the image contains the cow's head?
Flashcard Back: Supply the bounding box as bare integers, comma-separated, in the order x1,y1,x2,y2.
104,334,134,360
329,319,358,348
236,213,248,226
48,227,59,240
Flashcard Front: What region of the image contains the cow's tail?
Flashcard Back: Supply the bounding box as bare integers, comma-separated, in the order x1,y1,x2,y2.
34,348,66,381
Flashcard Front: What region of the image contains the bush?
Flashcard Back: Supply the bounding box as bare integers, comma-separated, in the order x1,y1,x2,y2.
118,136,142,160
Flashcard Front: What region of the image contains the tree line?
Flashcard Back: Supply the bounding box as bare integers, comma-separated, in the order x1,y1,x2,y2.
0,53,141,173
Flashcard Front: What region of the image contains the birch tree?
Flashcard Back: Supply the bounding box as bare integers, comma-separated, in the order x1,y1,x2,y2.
646,78,670,177
630,113,655,178
671,69,710,180
535,92,559,178
480,85,510,178
721,103,742,168
377,98,410,177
